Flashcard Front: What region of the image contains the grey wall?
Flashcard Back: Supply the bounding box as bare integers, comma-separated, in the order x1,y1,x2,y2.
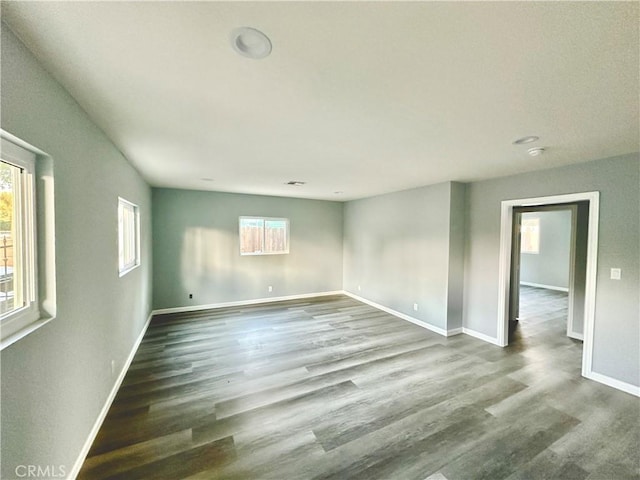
464,154,640,386
152,188,343,309
343,181,464,332
1,26,152,477
520,210,572,289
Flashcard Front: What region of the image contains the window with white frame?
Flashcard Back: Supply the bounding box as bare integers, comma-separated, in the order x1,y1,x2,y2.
118,197,140,275
239,217,289,255
521,217,540,254
0,138,39,341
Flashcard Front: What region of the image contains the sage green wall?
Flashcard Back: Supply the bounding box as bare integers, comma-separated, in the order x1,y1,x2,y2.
464,154,640,387
152,188,343,309
1,26,152,477
343,181,465,333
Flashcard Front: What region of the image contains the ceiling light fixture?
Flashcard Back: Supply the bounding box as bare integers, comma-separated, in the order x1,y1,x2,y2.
286,181,306,186
513,135,540,145
230,27,272,59
527,147,546,157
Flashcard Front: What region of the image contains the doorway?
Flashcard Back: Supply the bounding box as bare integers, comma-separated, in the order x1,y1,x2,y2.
497,192,599,378
508,204,588,346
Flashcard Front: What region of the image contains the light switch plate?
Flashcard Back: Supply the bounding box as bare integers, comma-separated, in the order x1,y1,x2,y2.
610,268,621,280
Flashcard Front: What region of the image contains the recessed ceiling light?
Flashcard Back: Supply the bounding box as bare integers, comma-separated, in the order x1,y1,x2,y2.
513,135,540,145
286,181,306,186
528,147,546,157
230,27,272,59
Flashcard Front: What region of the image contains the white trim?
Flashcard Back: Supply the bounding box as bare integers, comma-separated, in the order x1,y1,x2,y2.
497,191,600,381
584,371,640,397
68,312,153,479
447,327,463,336
152,291,344,316
519,281,569,292
568,332,584,341
462,327,502,346
343,291,452,337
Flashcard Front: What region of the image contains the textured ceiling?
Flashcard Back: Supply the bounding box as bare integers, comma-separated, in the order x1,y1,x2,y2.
2,1,638,201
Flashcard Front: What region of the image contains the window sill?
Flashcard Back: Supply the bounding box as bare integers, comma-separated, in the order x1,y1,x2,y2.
0,315,54,351
119,263,140,278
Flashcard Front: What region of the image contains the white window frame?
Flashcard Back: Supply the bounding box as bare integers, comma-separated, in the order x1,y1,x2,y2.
239,216,290,256
0,138,39,346
118,197,140,276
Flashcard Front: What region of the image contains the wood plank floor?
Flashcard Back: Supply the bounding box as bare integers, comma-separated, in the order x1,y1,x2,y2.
79,293,640,479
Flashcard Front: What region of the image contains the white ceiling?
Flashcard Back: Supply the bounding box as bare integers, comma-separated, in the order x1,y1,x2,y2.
2,1,638,201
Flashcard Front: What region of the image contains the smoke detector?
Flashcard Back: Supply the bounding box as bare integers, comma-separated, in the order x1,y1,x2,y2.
528,147,546,157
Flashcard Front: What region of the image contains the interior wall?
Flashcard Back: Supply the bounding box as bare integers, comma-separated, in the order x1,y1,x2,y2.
520,210,572,289
570,202,589,337
343,181,464,332
0,26,153,477
464,153,640,387
151,188,343,310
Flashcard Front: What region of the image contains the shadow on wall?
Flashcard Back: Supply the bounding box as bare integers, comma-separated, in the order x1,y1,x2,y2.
178,226,340,305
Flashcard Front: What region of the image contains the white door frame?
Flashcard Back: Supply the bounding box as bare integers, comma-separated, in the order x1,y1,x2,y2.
496,191,599,378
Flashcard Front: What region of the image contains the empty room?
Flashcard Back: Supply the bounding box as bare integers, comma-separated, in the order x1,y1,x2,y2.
1,2,638,479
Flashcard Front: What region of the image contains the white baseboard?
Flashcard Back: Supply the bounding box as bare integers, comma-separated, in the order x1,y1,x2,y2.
152,291,344,316
343,291,455,337
519,281,569,293
585,370,640,397
68,311,153,479
447,327,463,336
462,327,502,346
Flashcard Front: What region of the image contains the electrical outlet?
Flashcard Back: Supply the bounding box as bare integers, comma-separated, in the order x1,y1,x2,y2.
189,293,193,299
413,303,418,311
111,360,116,376
358,285,361,291
268,286,273,292
610,268,621,280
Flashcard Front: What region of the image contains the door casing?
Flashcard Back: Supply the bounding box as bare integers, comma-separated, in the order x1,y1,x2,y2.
497,191,599,378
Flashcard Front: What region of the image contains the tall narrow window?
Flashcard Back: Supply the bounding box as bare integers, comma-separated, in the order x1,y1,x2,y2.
118,198,140,275
239,217,289,255
0,139,38,336
521,217,540,254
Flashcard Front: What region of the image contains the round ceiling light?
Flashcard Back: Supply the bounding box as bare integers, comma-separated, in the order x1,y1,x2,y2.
231,27,272,59
513,135,540,145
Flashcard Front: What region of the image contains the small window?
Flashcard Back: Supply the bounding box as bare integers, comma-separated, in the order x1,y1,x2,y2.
239,217,289,255
118,198,140,275
521,217,540,254
0,139,39,340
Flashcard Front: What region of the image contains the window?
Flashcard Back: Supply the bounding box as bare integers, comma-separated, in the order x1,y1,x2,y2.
239,217,289,255
521,217,540,254
118,197,140,275
0,138,39,340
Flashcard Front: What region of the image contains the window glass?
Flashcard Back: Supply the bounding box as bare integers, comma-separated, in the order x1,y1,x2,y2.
240,217,289,255
118,198,140,275
521,217,540,254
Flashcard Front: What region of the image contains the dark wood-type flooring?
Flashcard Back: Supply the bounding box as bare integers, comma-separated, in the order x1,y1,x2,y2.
79,290,640,479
